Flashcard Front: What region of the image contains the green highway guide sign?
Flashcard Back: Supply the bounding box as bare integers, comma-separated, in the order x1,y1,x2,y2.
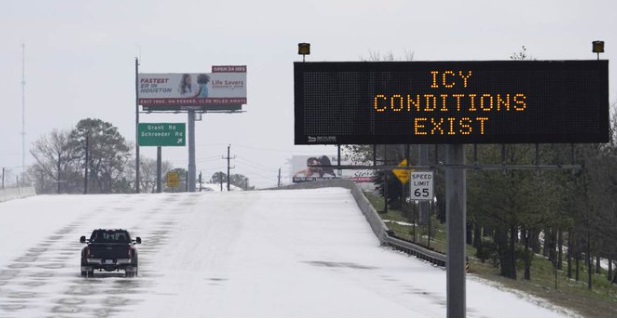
138,123,186,147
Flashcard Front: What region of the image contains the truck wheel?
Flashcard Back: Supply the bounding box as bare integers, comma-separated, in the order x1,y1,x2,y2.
81,257,92,278
131,256,138,277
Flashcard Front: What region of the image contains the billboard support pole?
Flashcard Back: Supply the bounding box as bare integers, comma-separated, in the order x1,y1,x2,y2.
337,145,341,176
446,144,466,317
135,58,140,193
188,110,196,192
337,144,341,166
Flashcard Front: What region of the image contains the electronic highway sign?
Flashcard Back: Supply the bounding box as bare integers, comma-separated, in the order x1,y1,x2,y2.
294,60,609,144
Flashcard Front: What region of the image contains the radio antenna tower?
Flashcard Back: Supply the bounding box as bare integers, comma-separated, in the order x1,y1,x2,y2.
21,43,26,174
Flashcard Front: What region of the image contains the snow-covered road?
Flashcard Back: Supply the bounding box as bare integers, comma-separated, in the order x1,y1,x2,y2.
0,188,573,317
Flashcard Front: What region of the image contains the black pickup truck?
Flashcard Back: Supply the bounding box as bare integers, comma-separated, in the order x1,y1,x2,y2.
80,229,141,278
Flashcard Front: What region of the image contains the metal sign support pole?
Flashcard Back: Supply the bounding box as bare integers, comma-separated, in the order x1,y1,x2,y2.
419,145,430,224
157,146,162,193
135,58,140,193
383,145,388,214
446,144,466,318
188,110,196,192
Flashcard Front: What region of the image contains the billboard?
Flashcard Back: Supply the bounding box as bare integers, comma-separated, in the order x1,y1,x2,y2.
290,155,376,184
294,61,609,144
139,65,247,111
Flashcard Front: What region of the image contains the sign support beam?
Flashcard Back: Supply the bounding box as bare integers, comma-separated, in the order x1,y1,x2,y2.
157,146,162,193
446,144,466,317
419,145,430,224
135,58,140,193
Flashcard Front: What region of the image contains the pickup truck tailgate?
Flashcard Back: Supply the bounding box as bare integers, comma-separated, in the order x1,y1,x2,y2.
88,244,130,259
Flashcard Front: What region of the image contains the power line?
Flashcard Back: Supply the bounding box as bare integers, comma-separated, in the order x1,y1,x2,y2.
235,157,280,173
232,167,278,183
195,157,224,163
232,144,297,154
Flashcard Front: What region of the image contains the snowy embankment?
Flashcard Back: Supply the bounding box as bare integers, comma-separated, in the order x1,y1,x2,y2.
0,187,35,203
0,189,575,317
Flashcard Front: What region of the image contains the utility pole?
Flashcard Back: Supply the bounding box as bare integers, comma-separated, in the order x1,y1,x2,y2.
278,168,281,187
21,44,26,175
219,172,223,191
222,144,235,191
84,132,89,194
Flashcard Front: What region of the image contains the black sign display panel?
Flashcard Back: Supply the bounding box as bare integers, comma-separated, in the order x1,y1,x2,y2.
294,61,609,145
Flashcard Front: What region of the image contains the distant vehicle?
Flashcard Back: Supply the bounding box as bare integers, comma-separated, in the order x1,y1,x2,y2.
80,229,141,278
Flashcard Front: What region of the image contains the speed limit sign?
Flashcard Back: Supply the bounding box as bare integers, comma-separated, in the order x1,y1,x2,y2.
410,171,434,201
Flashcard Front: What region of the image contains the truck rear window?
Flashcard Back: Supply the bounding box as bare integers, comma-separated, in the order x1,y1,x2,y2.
90,230,130,243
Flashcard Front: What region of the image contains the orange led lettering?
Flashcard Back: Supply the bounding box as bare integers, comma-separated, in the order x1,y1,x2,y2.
415,118,428,135
424,94,437,111
391,95,404,112
514,94,527,111
476,117,489,134
459,71,472,88
430,71,439,88
430,70,472,89
374,94,387,112
447,117,456,135
452,94,464,111
407,94,421,112
468,94,477,111
480,94,493,111
443,71,455,88
430,118,444,135
460,117,472,135
496,94,510,111
440,94,449,111
371,67,529,140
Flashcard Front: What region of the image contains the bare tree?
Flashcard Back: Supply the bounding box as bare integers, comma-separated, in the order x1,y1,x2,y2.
29,129,81,193
139,157,173,193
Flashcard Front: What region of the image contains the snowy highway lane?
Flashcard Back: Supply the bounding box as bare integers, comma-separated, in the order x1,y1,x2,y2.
0,188,572,317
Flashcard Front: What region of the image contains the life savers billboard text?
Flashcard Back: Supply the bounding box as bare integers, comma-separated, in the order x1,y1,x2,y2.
294,61,608,144
138,65,247,111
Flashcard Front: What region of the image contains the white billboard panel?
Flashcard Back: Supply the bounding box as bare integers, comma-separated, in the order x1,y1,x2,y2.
138,65,247,109
290,155,377,184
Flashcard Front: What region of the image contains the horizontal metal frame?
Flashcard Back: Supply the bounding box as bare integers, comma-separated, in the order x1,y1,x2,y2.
320,164,581,171
139,110,244,114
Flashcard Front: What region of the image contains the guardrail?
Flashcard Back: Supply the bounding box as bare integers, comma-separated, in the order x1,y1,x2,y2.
271,180,446,267
0,187,37,203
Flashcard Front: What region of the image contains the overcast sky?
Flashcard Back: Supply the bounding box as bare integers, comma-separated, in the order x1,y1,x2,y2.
1,0,615,188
